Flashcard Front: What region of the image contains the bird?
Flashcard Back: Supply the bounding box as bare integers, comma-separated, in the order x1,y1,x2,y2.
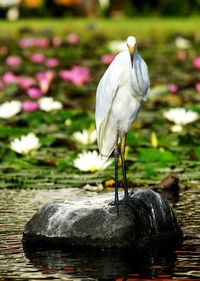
95,36,150,204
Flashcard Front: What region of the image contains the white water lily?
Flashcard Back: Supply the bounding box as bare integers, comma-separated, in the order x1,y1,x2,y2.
0,0,20,7
38,97,63,112
175,36,191,49
164,108,199,132
10,133,40,155
108,40,126,53
73,129,97,145
73,150,112,172
0,100,21,119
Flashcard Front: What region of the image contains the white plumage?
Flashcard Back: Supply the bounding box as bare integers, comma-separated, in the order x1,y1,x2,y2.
95,36,150,202
95,37,150,158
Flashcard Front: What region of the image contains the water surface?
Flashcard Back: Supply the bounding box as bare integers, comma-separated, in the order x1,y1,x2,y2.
0,187,199,280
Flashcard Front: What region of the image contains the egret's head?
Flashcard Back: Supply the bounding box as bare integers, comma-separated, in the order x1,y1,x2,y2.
127,36,136,67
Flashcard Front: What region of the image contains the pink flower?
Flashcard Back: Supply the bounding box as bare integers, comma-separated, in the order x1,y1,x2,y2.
19,37,35,49
17,76,35,90
22,101,39,112
37,70,55,94
101,54,115,64
60,66,90,86
2,72,17,84
67,33,79,45
6,56,22,67
52,36,62,47
26,87,42,99
30,53,45,64
193,57,200,69
177,50,186,61
45,58,59,68
195,82,200,92
167,83,178,93
35,38,50,49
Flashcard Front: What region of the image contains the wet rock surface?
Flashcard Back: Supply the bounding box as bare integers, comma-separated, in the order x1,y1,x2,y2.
23,189,182,248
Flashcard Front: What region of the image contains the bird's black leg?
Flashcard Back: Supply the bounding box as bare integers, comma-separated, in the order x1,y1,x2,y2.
114,139,120,204
120,133,129,200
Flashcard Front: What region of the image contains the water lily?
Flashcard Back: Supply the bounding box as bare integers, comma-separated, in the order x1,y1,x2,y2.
10,133,40,155
52,36,62,47
193,56,200,70
73,150,112,172
164,107,199,132
44,58,59,68
38,97,63,112
67,33,79,45
60,66,90,86
37,70,55,94
167,83,178,93
73,129,97,145
108,40,126,53
195,82,200,92
26,87,42,99
22,101,39,112
2,71,17,85
29,53,45,64
177,50,186,61
174,36,191,49
101,54,115,64
6,55,22,67
0,100,21,119
17,75,35,89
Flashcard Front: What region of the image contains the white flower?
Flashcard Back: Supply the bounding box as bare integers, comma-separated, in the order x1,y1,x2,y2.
0,0,20,7
10,133,40,155
164,108,199,132
164,108,198,125
7,6,19,21
38,97,63,112
108,40,127,53
73,129,97,145
73,150,112,172
0,100,21,119
175,37,191,49
171,124,183,133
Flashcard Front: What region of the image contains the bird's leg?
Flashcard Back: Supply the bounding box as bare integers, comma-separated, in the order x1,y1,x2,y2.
120,133,129,200
114,133,120,204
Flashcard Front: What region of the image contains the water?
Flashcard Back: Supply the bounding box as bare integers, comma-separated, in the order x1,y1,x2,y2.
0,187,199,281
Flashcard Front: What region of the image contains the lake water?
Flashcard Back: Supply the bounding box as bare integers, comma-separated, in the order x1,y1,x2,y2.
0,186,199,280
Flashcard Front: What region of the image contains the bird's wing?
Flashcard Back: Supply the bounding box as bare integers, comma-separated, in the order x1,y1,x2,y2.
133,55,150,100
95,54,124,153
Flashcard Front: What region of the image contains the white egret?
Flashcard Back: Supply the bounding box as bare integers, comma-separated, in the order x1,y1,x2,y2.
95,36,150,204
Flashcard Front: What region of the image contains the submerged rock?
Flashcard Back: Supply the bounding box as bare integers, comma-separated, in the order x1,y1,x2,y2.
23,190,182,249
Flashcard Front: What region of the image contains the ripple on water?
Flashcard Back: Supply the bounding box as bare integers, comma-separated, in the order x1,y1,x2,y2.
0,187,200,280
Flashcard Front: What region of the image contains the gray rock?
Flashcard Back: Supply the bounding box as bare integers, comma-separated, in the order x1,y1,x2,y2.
23,189,182,248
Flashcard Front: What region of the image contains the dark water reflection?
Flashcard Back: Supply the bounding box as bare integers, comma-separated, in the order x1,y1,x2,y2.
0,187,200,280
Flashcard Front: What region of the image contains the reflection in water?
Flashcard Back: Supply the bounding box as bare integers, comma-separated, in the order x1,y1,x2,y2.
0,187,200,280
23,241,178,280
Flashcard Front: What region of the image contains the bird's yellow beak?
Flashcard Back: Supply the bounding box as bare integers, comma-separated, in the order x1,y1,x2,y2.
128,45,135,67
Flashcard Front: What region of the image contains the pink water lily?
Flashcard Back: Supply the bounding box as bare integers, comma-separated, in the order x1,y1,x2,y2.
60,66,90,86
195,82,200,92
2,72,17,85
167,83,178,93
6,55,22,67
101,54,115,64
67,33,79,45
29,53,45,64
22,101,39,112
26,87,43,99
37,70,55,94
44,58,59,68
193,56,200,70
52,36,62,47
17,76,36,90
